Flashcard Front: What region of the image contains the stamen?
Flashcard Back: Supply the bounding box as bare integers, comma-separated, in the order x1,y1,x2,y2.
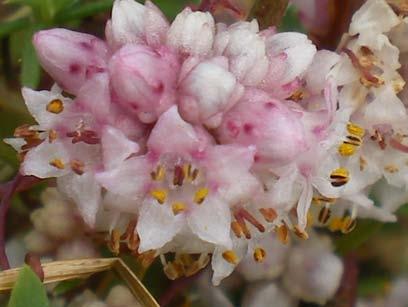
384,164,399,173
328,217,343,232
330,168,350,187
370,130,386,150
341,216,357,234
259,208,278,223
293,225,309,240
194,187,209,204
183,164,191,180
234,214,251,239
127,231,139,252
49,159,65,169
66,130,100,145
48,130,58,143
191,168,199,181
318,206,331,224
150,189,168,204
347,123,365,138
172,202,186,215
312,196,336,205
163,261,184,280
222,250,238,264
108,229,121,255
253,247,266,263
231,221,243,238
173,165,185,186
70,159,85,175
151,165,165,181
287,89,305,102
46,99,64,114
276,224,289,244
239,209,265,233
338,143,357,156
359,156,367,171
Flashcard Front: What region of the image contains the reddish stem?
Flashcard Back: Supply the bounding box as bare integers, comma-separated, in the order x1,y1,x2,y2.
0,173,24,270
159,274,199,307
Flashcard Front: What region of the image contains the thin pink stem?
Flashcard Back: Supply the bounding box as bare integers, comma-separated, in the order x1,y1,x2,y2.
159,274,200,307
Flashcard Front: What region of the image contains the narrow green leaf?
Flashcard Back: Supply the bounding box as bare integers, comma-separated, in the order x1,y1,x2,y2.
20,29,41,88
8,265,49,307
56,0,114,22
0,18,30,39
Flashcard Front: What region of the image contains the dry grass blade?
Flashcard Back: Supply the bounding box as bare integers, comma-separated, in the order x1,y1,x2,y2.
0,258,159,307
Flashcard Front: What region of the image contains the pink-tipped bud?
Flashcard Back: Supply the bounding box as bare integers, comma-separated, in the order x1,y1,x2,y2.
109,44,180,123
33,29,109,94
217,89,308,166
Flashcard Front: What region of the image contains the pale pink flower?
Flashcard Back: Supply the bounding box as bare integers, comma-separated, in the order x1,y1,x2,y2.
96,107,260,252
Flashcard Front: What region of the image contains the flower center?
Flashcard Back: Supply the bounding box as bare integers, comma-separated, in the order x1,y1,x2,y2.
149,162,209,215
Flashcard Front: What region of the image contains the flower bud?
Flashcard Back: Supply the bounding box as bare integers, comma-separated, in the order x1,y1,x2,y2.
217,89,308,166
178,56,243,128
109,44,180,123
33,29,109,94
283,239,343,304
214,20,269,86
167,7,215,56
110,0,169,49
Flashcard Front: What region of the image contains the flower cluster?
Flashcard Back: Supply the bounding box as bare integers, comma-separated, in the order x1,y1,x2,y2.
5,0,408,284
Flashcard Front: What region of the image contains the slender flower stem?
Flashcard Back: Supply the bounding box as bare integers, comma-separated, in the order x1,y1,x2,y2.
0,176,41,198
159,274,200,307
0,173,23,270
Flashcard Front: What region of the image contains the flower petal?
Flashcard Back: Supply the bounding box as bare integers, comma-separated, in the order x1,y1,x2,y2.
188,196,232,248
137,200,183,252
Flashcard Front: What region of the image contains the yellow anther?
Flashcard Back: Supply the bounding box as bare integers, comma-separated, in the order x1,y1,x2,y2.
108,229,121,255
341,216,357,234
231,221,243,238
318,206,331,224
151,165,165,181
338,143,357,156
46,99,64,114
330,168,350,187
150,188,168,204
253,247,266,263
384,165,399,173
307,212,314,227
49,158,65,169
48,129,58,143
172,202,186,215
183,164,191,179
347,123,365,138
155,165,166,181
194,187,209,204
392,78,405,94
328,217,343,232
293,225,309,240
222,250,238,264
276,224,289,244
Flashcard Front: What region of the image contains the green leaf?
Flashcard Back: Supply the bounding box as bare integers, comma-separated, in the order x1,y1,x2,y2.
21,29,41,88
8,265,49,307
335,220,383,255
151,0,200,20
0,18,30,39
279,5,305,33
53,279,83,296
56,0,114,22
